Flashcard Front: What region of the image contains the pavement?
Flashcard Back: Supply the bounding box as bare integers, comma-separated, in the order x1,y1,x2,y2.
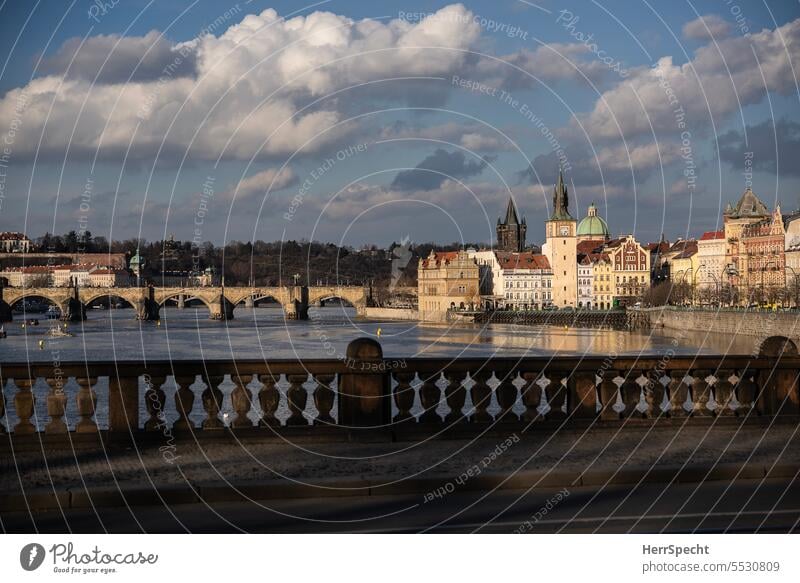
1,422,799,532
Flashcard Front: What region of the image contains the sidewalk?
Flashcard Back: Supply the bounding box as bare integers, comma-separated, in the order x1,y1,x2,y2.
1,422,798,512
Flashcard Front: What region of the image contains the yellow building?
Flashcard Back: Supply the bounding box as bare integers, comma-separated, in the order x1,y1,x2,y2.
417,250,480,321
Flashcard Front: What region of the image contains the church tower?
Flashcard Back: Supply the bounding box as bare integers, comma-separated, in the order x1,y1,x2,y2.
496,197,526,252
544,169,578,307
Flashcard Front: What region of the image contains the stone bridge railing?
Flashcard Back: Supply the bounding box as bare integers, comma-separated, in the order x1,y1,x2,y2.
1,338,798,443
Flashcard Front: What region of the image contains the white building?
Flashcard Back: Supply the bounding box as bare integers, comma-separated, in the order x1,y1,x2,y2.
0,232,32,253
0,265,52,287
696,230,726,296
578,260,593,308
468,250,553,310
88,268,129,287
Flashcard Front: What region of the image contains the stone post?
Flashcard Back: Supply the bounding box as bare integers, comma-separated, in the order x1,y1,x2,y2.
569,371,597,418
338,338,390,427
109,375,139,433
757,336,800,416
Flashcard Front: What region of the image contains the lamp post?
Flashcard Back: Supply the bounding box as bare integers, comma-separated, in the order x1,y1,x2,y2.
786,265,800,308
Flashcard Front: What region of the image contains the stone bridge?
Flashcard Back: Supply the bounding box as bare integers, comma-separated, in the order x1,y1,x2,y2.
0,284,369,322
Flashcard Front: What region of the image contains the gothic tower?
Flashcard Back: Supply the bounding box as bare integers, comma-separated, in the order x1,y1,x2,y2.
496,197,527,252
544,169,578,307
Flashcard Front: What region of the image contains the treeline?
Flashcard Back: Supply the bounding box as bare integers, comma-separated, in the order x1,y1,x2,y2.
29,232,481,287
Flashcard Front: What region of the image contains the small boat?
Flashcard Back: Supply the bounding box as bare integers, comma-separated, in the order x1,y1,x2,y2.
46,327,74,338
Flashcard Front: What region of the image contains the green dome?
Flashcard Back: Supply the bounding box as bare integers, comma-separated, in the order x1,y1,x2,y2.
577,203,610,238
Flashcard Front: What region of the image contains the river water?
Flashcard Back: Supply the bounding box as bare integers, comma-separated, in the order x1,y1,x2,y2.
0,306,761,429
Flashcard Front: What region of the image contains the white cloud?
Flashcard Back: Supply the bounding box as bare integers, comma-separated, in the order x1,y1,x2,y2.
225,166,297,202
0,4,482,162
682,14,732,41
578,18,800,141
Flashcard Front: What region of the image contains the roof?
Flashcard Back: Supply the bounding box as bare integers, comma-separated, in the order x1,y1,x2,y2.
674,248,697,259
421,251,460,268
499,197,523,225
576,239,606,254
496,252,550,270
646,241,670,253
725,187,769,219
576,203,610,238
699,230,724,241
549,169,573,221
0,232,30,241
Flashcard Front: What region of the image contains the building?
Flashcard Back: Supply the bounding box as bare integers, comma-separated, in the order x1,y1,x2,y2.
88,268,129,287
576,203,611,243
606,235,651,307
646,237,670,286
723,187,772,302
696,230,725,302
740,206,785,304
0,232,32,253
667,240,698,284
496,197,527,252
417,250,480,321
0,265,52,287
578,258,593,308
496,252,552,310
587,252,613,309
542,170,578,308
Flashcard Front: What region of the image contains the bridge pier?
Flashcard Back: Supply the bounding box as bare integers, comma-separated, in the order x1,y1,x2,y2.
210,294,235,320
0,285,11,323
177,294,185,309
62,286,86,322
136,287,160,321
245,295,254,309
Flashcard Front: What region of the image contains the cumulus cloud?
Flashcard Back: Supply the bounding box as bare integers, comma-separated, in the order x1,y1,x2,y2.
717,118,800,176
379,121,513,152
682,14,732,40
390,148,494,191
577,18,800,141
224,167,298,201
41,30,197,83
0,4,482,162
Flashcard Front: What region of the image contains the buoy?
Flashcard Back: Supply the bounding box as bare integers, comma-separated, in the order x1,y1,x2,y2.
377,327,382,337
21,324,25,329
157,320,161,327
563,325,568,330
38,340,45,349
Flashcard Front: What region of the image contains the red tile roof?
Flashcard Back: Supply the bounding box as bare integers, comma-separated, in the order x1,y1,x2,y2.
700,230,724,241
496,252,550,270
576,240,605,254
421,251,459,268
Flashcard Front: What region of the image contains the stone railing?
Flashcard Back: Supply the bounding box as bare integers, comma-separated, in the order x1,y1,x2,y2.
1,337,798,442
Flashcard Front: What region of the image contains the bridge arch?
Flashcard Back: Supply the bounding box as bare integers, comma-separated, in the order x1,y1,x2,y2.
5,290,69,314
82,291,136,310
157,291,215,314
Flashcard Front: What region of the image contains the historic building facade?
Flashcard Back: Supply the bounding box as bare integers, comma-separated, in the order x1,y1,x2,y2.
542,171,578,308
606,235,651,306
740,207,785,303
496,198,526,252
0,232,32,253
696,230,725,300
417,250,480,321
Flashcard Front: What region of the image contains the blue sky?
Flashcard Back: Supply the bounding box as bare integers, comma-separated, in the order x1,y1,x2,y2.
1,0,799,247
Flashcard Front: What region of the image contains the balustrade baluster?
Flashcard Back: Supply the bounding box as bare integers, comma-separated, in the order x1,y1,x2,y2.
75,376,98,433
691,370,712,417
258,373,281,427
419,373,442,423
173,375,196,431
735,370,757,416
545,373,567,420
469,370,493,423
520,372,542,423
201,375,225,429
231,374,254,428
392,372,416,422
45,377,68,434
13,377,36,434
313,374,336,425
286,374,309,426
599,370,619,420
144,375,167,431
668,371,689,417
444,371,467,423
643,372,665,419
714,370,735,416
620,370,641,418
495,371,519,421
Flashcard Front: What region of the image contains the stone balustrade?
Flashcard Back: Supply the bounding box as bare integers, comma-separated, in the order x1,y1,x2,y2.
1,338,798,441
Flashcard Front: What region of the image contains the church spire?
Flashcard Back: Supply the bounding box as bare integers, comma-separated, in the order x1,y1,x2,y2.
503,197,519,225
550,166,573,220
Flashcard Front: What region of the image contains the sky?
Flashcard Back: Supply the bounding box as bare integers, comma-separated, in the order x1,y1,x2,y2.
0,0,799,249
